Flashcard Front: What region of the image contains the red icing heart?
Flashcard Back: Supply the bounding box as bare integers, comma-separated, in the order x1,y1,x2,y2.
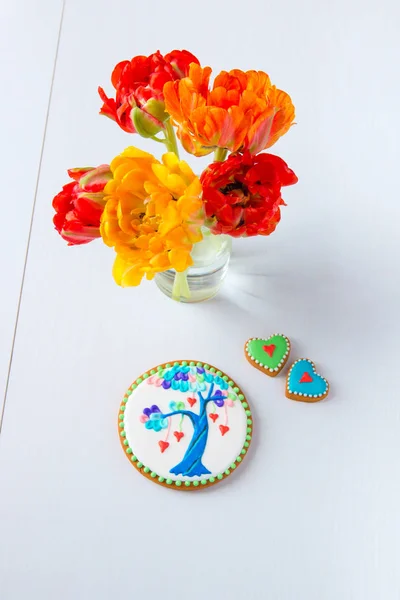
158,440,169,453
187,397,197,407
209,413,219,422
262,344,276,357
174,431,184,442
219,425,230,436
300,372,313,383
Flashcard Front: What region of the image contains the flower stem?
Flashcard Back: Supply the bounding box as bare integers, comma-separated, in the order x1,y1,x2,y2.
172,270,190,301
164,119,180,158
164,120,188,300
150,135,166,144
214,147,228,162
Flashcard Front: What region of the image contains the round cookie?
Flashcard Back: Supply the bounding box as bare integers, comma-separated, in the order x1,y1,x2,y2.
245,334,291,377
286,358,329,402
119,361,252,490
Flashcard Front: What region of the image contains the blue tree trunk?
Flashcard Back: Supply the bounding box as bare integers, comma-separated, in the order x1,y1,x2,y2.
169,410,211,477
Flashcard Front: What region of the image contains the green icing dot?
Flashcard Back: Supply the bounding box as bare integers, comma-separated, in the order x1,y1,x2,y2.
228,380,234,386
193,481,199,487
122,397,128,404
185,481,191,487
166,363,172,368
126,389,132,396
150,369,156,375
247,427,252,433
216,370,222,376
236,456,242,463
201,479,207,485
225,469,231,475
204,364,209,369
131,455,138,462
120,405,126,412
166,478,172,484
238,394,244,400
230,463,236,469
123,439,128,446
241,449,246,455
209,476,215,483
136,377,143,384
158,476,165,482
189,361,195,366
137,462,143,468
244,441,250,447
174,361,179,367
119,422,124,429
143,466,150,473
182,361,188,366
210,367,216,373
131,384,137,389
197,362,203,367
175,481,182,487
242,402,248,408
151,472,157,478
222,375,229,381
143,373,149,379
246,434,251,440
120,431,126,437
217,474,223,480
247,418,252,425
233,386,239,393
119,414,124,421
245,410,251,416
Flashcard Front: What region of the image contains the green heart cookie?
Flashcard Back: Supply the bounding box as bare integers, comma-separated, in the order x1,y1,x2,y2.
245,334,290,376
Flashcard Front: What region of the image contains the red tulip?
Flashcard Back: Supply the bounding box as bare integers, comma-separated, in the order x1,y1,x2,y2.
201,152,298,237
52,165,111,245
98,50,199,135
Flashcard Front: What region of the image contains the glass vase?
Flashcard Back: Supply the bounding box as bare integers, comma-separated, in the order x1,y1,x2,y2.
155,229,232,303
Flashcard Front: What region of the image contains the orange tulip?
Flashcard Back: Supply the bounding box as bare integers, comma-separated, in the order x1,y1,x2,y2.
164,64,295,156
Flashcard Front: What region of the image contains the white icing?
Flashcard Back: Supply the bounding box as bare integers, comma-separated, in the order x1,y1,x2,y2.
123,366,249,482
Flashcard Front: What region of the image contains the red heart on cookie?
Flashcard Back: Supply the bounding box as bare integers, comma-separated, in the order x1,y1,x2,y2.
187,397,197,407
158,440,169,453
300,371,313,383
173,431,184,442
219,425,230,436
262,344,276,357
209,413,219,422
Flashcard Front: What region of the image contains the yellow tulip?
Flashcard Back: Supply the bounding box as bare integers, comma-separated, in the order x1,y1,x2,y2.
101,147,204,286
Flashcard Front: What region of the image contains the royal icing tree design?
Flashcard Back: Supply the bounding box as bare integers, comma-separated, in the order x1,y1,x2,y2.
139,364,238,477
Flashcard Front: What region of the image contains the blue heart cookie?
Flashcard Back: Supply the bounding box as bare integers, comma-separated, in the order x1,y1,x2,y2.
286,359,329,402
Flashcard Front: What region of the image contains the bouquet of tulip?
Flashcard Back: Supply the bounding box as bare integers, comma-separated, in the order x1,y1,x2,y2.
52,50,297,300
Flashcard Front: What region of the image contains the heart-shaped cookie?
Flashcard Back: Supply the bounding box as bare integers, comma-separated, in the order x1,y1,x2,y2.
286,359,329,402
245,334,291,377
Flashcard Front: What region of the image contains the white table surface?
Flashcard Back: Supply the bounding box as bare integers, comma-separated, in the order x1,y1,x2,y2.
1,1,399,599
0,0,63,410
